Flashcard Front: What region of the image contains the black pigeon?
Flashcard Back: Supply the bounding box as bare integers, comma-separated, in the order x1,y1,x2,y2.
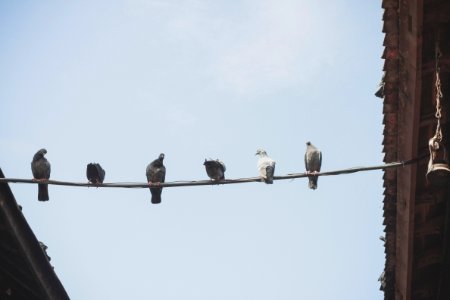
146,153,166,204
204,159,226,181
304,142,322,190
31,148,51,201
86,163,106,185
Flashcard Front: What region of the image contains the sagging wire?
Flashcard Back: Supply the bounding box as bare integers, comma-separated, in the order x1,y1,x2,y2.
0,156,426,189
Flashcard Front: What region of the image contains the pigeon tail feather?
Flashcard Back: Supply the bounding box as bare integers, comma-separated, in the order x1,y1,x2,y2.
265,166,275,184
308,176,318,190
150,188,162,204
38,184,49,201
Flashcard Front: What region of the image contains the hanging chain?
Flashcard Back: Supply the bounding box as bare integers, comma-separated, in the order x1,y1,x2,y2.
427,34,450,170
433,44,443,143
435,70,443,141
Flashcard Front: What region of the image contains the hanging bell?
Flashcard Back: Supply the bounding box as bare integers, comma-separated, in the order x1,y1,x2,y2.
426,136,450,186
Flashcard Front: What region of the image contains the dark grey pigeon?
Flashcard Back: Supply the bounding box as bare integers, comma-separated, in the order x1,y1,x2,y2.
146,153,166,204
256,149,276,184
304,141,322,190
86,163,105,185
204,159,226,181
31,148,51,201
39,241,51,262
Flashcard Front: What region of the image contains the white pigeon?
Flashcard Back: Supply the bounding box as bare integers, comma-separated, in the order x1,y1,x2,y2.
255,149,276,184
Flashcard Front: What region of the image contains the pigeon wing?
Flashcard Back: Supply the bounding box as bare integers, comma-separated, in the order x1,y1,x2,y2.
87,163,105,184
204,160,225,180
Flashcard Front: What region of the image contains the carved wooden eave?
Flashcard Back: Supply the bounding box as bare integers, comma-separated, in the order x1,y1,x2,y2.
0,169,69,299
380,0,450,299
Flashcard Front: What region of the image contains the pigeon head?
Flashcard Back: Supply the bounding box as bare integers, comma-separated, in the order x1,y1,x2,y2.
33,148,47,161
255,149,267,156
306,141,311,146
158,153,165,161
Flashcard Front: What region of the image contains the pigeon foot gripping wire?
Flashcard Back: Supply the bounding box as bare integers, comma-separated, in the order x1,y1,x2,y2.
32,178,47,183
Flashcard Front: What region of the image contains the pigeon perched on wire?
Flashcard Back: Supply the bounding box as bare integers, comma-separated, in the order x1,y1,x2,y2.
304,141,322,190
204,159,226,181
31,148,51,201
146,153,166,204
255,149,276,184
86,163,105,185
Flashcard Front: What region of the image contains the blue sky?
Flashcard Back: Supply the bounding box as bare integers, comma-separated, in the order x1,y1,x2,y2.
0,1,384,299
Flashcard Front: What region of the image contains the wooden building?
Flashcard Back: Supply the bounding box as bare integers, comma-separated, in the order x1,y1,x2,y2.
0,169,69,300
380,0,450,299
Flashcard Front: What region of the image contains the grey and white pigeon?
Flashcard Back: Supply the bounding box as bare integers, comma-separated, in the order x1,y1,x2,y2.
204,159,226,181
304,141,322,190
256,149,276,184
146,153,166,204
86,163,105,185
31,148,51,201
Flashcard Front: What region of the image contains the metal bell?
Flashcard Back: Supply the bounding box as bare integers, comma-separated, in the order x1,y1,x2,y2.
427,43,449,186
426,136,450,186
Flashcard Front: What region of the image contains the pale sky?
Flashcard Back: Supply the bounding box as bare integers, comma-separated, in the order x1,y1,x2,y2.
0,1,384,299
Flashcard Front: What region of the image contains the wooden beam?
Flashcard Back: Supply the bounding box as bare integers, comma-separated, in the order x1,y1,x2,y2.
424,1,450,24
395,0,423,299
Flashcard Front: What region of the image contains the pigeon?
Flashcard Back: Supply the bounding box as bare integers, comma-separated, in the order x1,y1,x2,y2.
86,163,105,185
255,149,276,184
146,153,166,204
31,148,51,201
375,73,385,98
204,159,226,181
378,271,386,291
39,241,51,262
304,141,322,190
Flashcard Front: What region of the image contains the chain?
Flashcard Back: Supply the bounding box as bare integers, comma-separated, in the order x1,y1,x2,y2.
434,43,443,142
435,70,443,141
